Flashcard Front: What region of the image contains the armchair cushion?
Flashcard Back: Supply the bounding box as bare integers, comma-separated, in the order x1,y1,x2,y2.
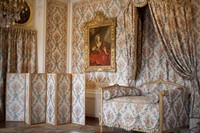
145,92,160,103
109,92,159,104
103,86,141,100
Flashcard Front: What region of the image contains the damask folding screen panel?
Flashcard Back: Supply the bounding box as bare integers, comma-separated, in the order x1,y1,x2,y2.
46,73,72,125
72,74,85,125
6,73,26,121
25,73,47,125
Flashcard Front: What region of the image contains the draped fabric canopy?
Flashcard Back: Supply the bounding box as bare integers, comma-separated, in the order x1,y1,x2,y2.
148,0,198,86
0,27,37,121
125,0,200,118
148,0,200,118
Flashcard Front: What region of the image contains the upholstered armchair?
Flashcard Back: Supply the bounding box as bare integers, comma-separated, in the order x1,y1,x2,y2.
99,80,190,133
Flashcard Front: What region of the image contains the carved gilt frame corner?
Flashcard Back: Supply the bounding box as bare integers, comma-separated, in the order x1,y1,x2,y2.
84,11,116,72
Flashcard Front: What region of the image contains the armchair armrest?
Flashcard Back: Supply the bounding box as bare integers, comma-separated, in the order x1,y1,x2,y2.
159,88,190,131
161,88,190,102
100,84,141,100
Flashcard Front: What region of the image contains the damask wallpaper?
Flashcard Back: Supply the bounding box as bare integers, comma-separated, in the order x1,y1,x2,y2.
72,0,131,88
46,0,68,73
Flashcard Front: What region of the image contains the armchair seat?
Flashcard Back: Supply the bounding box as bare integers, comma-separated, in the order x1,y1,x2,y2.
100,80,190,133
108,96,158,104
103,98,160,132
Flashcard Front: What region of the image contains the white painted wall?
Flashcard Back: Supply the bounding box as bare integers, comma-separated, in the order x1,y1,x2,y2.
67,0,74,73
35,0,46,73
86,89,101,118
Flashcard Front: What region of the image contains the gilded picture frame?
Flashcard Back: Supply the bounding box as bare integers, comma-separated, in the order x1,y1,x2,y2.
84,11,116,72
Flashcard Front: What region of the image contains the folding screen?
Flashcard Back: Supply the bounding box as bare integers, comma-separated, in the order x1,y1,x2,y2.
72,74,85,125
6,73,47,124
6,73,26,121
57,74,71,124
46,74,56,125
46,74,72,125
6,73,85,125
26,73,47,124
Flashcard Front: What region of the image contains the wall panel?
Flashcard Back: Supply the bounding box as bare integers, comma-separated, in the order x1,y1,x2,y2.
46,0,68,73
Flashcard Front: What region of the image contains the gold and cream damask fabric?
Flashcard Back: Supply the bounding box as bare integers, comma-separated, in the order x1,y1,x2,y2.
149,0,197,84
46,0,68,73
148,0,199,118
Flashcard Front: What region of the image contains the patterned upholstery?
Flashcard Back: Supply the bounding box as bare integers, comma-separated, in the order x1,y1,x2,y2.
162,88,190,131
103,85,141,100
101,81,190,132
145,92,160,103
110,96,158,104
102,99,160,132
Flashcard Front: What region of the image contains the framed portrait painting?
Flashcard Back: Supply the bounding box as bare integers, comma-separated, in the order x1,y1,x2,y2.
84,11,116,72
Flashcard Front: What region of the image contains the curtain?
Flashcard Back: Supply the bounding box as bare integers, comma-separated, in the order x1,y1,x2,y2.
0,27,37,121
148,0,200,118
124,0,140,86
